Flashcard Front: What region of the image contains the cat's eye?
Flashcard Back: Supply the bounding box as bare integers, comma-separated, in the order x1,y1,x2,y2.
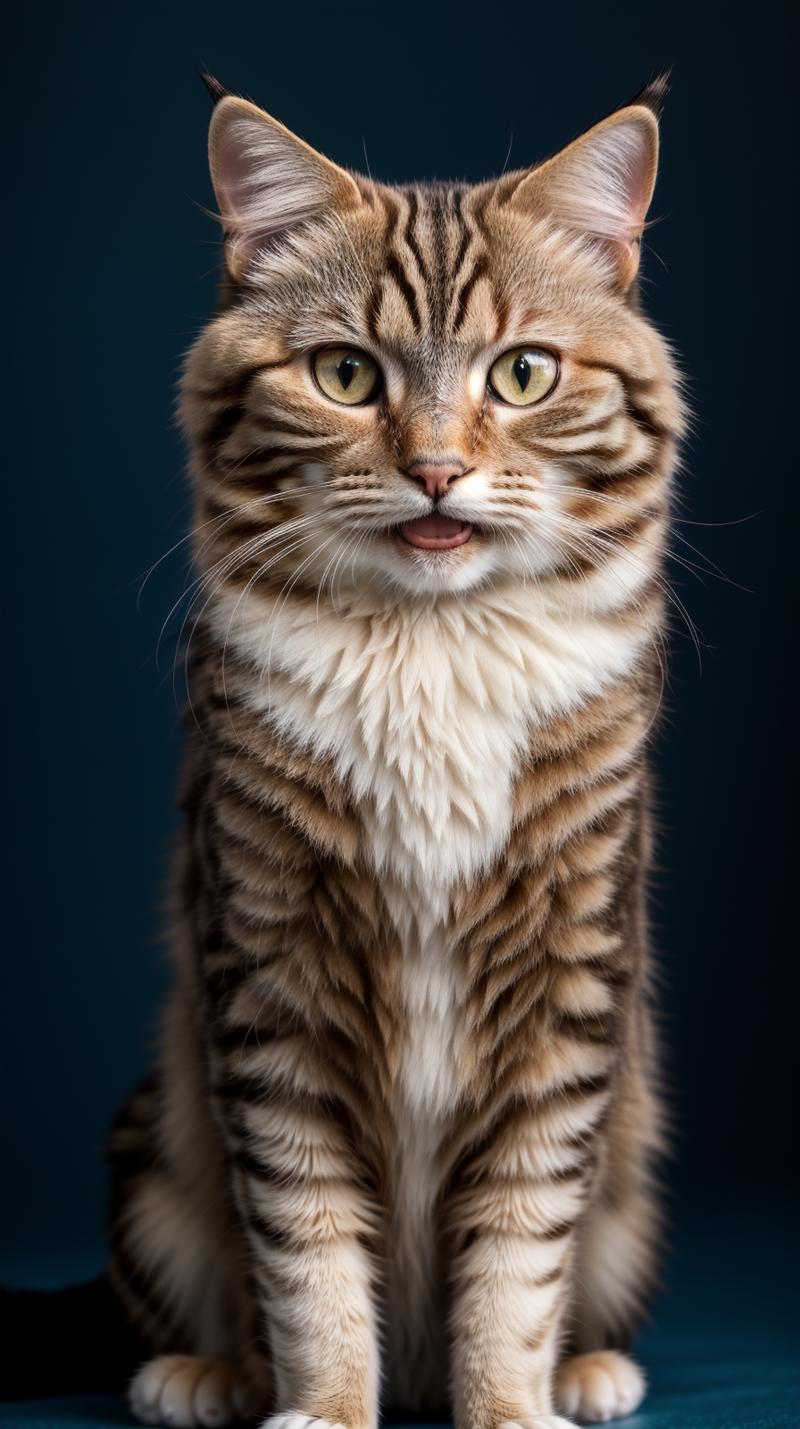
312,347,382,406
488,347,559,407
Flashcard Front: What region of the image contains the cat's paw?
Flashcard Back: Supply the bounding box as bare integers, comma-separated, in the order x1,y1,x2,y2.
555,1350,645,1422
260,1418,347,1429
499,1417,576,1429
130,1356,257,1427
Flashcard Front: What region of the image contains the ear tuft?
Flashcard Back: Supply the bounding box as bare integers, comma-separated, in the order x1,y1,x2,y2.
200,70,230,106
624,70,671,120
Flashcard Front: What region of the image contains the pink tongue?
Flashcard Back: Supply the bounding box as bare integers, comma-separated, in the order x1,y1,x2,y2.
403,515,466,540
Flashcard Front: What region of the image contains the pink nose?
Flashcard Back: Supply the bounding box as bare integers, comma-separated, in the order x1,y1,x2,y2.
406,459,468,501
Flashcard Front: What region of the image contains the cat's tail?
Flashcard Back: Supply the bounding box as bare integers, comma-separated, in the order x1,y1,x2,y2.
0,1273,147,1399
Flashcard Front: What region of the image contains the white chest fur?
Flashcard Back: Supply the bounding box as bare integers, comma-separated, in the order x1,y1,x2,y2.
215,581,642,900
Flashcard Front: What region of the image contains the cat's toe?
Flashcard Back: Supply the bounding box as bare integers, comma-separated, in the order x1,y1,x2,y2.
193,1362,248,1426
555,1350,645,1422
130,1356,248,1428
130,1357,189,1426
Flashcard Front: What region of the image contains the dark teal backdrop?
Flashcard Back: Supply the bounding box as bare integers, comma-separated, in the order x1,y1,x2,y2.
4,0,794,1299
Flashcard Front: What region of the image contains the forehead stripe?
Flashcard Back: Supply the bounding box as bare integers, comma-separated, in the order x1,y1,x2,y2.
453,253,490,335
385,251,423,333
450,204,473,290
403,190,430,285
364,278,384,342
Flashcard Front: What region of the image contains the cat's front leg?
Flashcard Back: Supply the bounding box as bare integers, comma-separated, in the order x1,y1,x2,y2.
225,1082,381,1429
448,1128,587,1429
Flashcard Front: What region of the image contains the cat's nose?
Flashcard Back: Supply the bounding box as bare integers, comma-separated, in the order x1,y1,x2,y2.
405,459,469,501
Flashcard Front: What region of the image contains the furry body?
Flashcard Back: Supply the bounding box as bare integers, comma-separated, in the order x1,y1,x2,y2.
110,79,682,1429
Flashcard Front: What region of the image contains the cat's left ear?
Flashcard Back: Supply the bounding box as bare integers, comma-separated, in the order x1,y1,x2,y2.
509,82,665,289
207,89,363,278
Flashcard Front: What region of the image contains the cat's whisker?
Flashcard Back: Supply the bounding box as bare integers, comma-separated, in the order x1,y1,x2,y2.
184,526,326,731
157,511,321,671
140,478,342,616
187,518,328,700
531,510,672,729
539,506,705,671
542,479,747,590
259,529,343,717
327,527,364,615
218,525,337,721
175,516,327,716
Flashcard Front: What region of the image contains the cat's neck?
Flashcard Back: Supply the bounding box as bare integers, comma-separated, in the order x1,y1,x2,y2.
211,558,655,719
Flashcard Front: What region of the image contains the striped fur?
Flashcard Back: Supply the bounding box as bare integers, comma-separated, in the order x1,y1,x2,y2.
113,77,683,1429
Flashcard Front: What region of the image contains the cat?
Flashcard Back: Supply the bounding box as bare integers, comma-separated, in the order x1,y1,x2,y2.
112,72,683,1429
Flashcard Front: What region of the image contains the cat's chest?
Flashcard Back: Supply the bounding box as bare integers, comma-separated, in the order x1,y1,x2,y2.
339,621,529,899
219,586,639,902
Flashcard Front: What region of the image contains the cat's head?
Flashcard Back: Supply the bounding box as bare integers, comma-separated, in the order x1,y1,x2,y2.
182,79,682,606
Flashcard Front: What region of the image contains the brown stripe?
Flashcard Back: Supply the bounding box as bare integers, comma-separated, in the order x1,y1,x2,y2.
386,252,422,331
453,254,489,334
403,190,430,283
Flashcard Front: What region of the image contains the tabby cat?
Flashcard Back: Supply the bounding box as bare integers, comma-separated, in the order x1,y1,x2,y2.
112,74,684,1429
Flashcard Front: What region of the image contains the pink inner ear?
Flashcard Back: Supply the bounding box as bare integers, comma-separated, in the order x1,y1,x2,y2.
545,115,657,247
215,121,259,227
210,108,331,264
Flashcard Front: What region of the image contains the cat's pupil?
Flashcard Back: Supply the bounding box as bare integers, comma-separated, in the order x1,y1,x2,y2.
338,356,357,390
513,355,531,392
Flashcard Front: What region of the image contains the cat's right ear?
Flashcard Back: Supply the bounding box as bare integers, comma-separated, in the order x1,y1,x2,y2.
208,95,363,278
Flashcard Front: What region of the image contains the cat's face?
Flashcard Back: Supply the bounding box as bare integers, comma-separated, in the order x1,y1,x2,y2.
183,85,681,607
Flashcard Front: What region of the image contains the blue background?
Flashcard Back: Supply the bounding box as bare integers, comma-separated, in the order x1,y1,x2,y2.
3,0,797,1421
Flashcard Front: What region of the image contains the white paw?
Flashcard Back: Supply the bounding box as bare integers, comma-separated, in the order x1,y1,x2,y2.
500,1418,576,1429
555,1350,646,1423
130,1356,254,1427
261,1418,346,1429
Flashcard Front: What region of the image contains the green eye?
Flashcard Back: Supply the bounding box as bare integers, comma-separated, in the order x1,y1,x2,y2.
312,348,382,406
488,347,559,406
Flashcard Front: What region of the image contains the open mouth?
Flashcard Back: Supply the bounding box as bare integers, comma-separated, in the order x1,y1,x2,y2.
397,515,474,551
